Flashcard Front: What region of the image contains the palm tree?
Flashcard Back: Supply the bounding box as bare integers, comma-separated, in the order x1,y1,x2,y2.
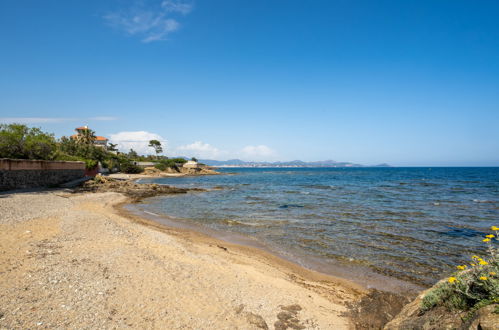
75,128,96,145
108,143,118,152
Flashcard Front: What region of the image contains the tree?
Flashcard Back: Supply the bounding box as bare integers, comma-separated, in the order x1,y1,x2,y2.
191,157,198,162
0,123,57,160
108,143,118,152
75,128,96,145
148,139,163,157
57,135,113,169
127,149,139,159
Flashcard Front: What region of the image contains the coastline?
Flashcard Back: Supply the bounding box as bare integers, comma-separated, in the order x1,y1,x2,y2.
126,200,423,295
0,189,374,329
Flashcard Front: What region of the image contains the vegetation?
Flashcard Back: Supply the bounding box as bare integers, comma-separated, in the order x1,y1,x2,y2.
73,127,96,145
0,124,57,160
0,124,192,174
420,226,499,316
108,143,118,152
154,158,187,171
57,136,113,169
148,139,163,157
118,158,144,174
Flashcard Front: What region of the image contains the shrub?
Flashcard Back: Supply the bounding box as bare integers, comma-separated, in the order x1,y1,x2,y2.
54,152,98,170
154,162,168,171
420,226,499,313
120,161,143,174
154,158,186,171
172,157,188,164
0,124,57,160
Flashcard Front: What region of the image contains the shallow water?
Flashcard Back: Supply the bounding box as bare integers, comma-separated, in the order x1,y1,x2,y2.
137,167,499,287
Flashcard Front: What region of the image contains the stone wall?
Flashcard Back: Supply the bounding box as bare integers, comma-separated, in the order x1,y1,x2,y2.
0,159,85,191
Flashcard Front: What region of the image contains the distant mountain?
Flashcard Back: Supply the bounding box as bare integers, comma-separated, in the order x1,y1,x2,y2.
195,159,390,168
373,163,391,167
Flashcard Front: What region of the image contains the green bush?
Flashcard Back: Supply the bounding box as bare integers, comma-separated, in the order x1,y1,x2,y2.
420,226,499,314
154,158,187,171
120,161,143,174
154,162,168,171
0,124,57,160
172,157,188,164
54,152,98,169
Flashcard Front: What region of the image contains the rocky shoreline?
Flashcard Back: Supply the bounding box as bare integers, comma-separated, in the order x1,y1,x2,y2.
76,175,206,201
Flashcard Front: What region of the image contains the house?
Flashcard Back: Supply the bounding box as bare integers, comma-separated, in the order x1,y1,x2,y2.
71,126,108,148
94,136,109,147
183,160,200,169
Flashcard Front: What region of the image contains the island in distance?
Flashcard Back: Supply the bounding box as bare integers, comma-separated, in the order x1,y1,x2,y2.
194,159,391,168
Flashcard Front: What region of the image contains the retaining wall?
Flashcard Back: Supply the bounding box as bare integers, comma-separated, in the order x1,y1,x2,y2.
0,158,85,191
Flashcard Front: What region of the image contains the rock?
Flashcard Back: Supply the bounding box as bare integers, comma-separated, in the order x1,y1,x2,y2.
383,290,499,330
466,304,499,330
244,312,268,330
346,289,412,330
281,304,302,313
76,178,205,201
274,305,306,330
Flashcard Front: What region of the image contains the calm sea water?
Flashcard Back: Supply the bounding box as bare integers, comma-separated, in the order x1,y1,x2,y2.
137,167,498,287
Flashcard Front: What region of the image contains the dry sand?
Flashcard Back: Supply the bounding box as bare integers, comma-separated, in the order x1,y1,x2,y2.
0,190,366,329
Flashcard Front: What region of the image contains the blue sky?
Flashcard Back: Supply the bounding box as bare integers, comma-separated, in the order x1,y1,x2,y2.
1,0,498,166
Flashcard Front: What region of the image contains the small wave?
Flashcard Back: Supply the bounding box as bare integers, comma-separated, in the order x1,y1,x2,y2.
301,184,334,190
221,219,245,226
472,199,495,203
143,210,159,216
221,219,267,227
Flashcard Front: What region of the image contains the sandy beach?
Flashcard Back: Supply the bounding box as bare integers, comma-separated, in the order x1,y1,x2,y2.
0,189,370,329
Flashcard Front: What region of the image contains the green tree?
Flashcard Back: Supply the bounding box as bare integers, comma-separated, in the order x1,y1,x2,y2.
148,139,163,157
127,149,139,159
108,143,118,152
0,124,57,160
75,128,96,145
57,135,116,169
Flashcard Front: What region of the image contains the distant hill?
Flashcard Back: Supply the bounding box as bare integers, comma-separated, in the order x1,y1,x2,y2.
193,159,390,168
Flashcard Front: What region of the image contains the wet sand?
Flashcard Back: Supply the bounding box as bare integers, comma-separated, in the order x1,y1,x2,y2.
0,190,368,329
126,202,423,294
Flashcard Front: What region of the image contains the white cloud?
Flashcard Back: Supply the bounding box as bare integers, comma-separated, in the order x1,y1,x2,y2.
104,0,193,43
175,142,276,161
240,145,276,161
176,141,222,159
89,116,118,121
0,117,77,124
161,0,193,14
109,131,167,155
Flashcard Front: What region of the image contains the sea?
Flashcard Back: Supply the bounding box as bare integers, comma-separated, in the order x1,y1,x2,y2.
132,167,499,290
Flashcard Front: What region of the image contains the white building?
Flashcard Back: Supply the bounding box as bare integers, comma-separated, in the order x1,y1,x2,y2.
183,160,200,169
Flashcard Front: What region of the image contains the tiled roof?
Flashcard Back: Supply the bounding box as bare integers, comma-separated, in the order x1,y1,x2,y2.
95,136,108,141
